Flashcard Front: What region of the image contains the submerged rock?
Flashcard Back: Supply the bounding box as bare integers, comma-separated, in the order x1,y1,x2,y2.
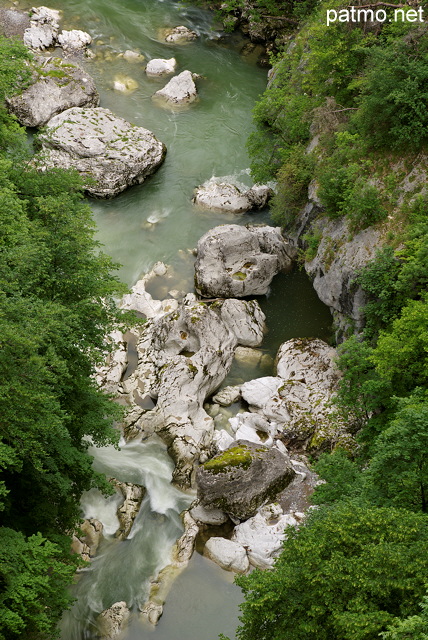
153,70,198,107
194,224,292,298
162,25,198,44
196,440,295,520
6,57,99,128
97,601,130,640
35,107,166,198
121,49,145,63
112,74,139,94
204,537,249,573
193,181,271,213
146,58,177,76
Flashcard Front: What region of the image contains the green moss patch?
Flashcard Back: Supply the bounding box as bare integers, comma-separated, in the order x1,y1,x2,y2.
203,445,253,474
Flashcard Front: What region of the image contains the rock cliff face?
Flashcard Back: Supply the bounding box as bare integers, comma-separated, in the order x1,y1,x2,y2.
284,181,383,339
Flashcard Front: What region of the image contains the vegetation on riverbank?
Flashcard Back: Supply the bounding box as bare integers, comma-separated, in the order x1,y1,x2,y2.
0,36,125,640
220,0,428,638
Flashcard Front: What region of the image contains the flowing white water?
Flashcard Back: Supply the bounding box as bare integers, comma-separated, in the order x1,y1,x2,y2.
60,438,193,640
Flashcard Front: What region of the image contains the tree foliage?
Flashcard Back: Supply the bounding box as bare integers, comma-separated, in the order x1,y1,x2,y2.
0,35,126,639
231,504,428,640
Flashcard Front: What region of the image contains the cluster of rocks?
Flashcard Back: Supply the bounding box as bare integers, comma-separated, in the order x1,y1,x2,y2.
4,8,272,207
22,6,92,54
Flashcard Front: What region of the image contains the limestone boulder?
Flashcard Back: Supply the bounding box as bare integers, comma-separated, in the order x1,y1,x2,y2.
57,29,92,54
212,385,241,406
153,70,198,107
204,537,249,573
146,58,177,77
97,601,130,640
6,57,99,128
23,6,60,51
232,503,297,569
194,224,292,298
71,518,103,562
193,181,271,213
240,338,349,450
163,25,198,43
35,107,166,198
196,440,295,520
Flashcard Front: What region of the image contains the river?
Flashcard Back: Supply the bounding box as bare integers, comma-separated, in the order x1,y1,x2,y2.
6,0,332,637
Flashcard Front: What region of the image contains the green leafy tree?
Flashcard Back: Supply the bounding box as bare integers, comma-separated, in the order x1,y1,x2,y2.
0,529,79,640
227,504,428,640
381,594,428,640
364,391,428,513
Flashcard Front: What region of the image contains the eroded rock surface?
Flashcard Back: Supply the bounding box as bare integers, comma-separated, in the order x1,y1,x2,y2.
240,338,349,450
6,57,99,128
196,440,295,520
23,6,60,51
97,601,130,640
194,224,292,298
35,107,166,198
0,8,30,39
122,296,265,486
232,503,298,569
193,180,271,213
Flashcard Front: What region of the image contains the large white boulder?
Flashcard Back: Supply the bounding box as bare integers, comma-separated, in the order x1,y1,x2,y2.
204,537,249,574
57,29,92,54
193,180,271,213
35,107,166,198
146,58,177,76
232,504,298,569
23,6,60,51
6,57,99,128
194,224,292,298
153,70,198,107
